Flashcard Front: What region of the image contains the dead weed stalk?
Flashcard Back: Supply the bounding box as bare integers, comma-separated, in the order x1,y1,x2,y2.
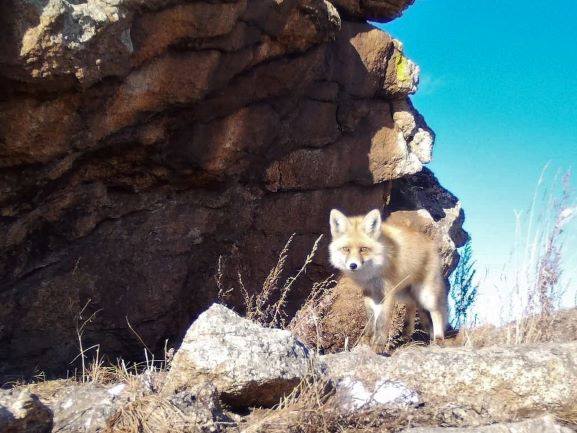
218,234,324,329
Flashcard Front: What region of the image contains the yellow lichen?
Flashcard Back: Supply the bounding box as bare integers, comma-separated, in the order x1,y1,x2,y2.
395,51,412,84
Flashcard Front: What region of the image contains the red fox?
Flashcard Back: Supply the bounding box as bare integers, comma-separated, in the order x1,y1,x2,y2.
328,209,448,351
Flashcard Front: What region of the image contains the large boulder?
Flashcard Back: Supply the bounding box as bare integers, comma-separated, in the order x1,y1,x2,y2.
0,0,467,379
163,304,320,407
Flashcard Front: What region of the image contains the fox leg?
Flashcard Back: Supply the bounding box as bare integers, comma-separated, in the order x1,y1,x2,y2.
402,301,417,341
430,276,448,341
362,296,381,345
373,294,396,352
430,306,448,340
417,307,432,338
413,280,448,341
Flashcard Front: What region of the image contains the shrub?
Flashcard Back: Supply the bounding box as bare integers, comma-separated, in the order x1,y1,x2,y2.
449,241,478,329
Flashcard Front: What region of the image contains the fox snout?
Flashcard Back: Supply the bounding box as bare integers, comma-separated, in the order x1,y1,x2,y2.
340,250,370,272
345,252,363,271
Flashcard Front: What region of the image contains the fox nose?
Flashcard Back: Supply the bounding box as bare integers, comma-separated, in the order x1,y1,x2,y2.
349,263,358,270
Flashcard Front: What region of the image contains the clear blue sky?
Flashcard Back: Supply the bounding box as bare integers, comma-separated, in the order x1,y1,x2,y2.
376,0,577,321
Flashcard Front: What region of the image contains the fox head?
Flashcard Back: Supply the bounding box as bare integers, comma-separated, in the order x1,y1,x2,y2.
328,209,386,279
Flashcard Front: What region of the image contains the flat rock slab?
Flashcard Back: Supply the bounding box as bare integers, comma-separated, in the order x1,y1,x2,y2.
163,304,320,407
323,342,577,423
48,383,129,433
401,415,574,433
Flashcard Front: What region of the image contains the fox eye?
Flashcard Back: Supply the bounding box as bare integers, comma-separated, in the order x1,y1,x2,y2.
340,247,350,253
360,247,370,253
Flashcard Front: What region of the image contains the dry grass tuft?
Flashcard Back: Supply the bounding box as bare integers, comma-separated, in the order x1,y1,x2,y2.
241,370,435,433
499,169,575,344
217,234,324,329
104,394,203,433
288,277,337,350
242,371,334,433
555,404,577,429
452,167,576,348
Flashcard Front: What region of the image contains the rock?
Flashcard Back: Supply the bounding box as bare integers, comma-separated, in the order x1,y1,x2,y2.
0,389,52,433
168,382,226,429
0,0,468,379
401,415,575,433
384,40,420,96
329,0,414,22
163,304,320,407
323,342,577,423
47,383,130,433
322,345,389,383
335,376,419,412
392,98,435,164
385,167,469,275
0,0,134,88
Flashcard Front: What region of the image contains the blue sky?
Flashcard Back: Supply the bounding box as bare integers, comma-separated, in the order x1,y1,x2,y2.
376,0,577,321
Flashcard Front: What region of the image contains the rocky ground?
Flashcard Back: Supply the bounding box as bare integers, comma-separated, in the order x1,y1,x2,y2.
2,303,577,433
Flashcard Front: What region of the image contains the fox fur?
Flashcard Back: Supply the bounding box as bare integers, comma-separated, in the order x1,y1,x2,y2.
328,208,448,351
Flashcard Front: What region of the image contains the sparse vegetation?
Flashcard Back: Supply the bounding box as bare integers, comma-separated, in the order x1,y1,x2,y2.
242,370,428,433
217,234,325,329
288,276,337,351
453,167,576,347
6,171,576,433
449,240,478,329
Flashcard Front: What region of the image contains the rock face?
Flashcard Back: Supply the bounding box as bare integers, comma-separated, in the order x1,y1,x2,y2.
323,343,577,424
163,304,318,407
331,0,415,22
0,0,467,377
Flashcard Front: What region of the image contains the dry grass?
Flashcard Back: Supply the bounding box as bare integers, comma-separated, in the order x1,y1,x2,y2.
104,394,200,433
555,403,577,429
499,169,575,344
242,371,335,433
452,167,576,348
217,234,324,329
288,277,337,350
241,369,436,433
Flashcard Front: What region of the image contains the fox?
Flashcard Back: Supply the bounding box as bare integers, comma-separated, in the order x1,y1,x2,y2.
328,208,448,351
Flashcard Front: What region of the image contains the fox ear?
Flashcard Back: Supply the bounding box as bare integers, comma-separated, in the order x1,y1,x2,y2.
330,209,349,237
362,209,382,238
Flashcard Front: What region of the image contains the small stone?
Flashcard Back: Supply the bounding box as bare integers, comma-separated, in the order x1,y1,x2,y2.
0,389,52,433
